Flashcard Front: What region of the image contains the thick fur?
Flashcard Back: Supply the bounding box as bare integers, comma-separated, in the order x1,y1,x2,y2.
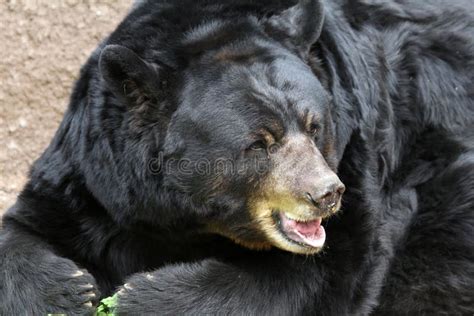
1,0,473,315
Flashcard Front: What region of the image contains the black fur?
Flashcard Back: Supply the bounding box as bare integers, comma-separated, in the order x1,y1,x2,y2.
1,0,473,315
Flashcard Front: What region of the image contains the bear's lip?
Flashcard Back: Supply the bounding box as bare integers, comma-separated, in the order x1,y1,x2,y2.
274,212,326,248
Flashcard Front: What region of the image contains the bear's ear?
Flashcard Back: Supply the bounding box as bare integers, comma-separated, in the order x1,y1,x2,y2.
265,0,324,55
99,44,161,104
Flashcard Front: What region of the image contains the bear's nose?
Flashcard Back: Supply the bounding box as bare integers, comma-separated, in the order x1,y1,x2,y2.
305,183,345,213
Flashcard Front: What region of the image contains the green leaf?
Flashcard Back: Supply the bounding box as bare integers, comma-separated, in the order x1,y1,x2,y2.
95,293,119,316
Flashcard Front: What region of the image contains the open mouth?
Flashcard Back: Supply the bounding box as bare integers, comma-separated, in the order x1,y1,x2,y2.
274,211,326,249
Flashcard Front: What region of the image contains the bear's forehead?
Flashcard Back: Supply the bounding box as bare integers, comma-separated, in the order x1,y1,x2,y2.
180,17,327,104
183,55,329,117
182,18,263,54
173,60,329,146
174,19,330,140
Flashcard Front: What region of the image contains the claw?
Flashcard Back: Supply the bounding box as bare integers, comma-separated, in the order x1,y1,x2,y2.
72,270,84,277
117,289,126,295
82,283,94,289
85,291,96,298
84,301,93,308
146,274,154,280
124,283,133,290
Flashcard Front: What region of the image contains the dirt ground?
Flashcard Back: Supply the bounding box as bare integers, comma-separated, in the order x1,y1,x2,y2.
0,0,131,214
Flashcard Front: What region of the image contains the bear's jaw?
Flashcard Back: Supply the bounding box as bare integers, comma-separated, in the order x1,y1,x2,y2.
274,212,326,249
248,197,340,255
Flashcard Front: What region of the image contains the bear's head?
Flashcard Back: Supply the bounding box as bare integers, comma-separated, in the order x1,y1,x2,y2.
98,0,344,255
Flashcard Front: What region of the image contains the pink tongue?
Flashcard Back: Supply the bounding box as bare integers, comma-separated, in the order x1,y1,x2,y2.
280,214,326,248
293,219,322,235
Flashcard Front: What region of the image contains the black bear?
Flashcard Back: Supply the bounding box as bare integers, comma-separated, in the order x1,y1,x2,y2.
1,0,473,315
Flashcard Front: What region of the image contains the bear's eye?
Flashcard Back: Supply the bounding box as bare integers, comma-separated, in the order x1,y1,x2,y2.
248,140,267,151
308,123,320,137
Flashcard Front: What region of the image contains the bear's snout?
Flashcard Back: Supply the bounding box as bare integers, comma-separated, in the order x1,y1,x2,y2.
305,181,345,215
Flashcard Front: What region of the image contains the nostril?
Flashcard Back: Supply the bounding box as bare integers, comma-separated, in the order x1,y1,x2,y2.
306,184,344,209
321,191,334,200
337,184,346,195
306,191,336,208
328,183,345,196
306,192,317,206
